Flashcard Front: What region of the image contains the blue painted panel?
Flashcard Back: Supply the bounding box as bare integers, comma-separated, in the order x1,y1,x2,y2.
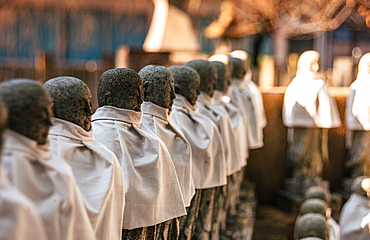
67,12,102,61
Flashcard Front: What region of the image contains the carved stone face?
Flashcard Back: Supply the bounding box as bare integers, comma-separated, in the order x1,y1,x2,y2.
44,77,93,131
210,61,232,93
168,65,200,106
185,59,217,97
0,79,52,145
0,100,8,155
228,57,246,79
139,65,176,111
98,68,143,111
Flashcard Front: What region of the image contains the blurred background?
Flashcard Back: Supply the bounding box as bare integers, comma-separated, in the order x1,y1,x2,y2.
0,0,370,107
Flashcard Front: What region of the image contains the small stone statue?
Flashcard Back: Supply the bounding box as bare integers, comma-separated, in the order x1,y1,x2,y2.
91,68,186,239
283,50,341,184
185,59,230,240
346,53,370,179
0,79,95,240
299,198,328,217
0,100,48,240
295,213,329,240
169,65,227,240
339,176,370,239
44,77,126,240
139,65,195,240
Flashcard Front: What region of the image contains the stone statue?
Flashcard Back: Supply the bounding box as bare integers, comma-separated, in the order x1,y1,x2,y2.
229,50,267,150
169,65,227,240
139,65,195,240
339,176,370,239
186,60,230,240
304,186,330,203
283,50,341,186
44,77,126,240
91,68,186,239
346,53,370,179
299,198,328,216
295,213,329,240
0,99,48,240
0,79,96,240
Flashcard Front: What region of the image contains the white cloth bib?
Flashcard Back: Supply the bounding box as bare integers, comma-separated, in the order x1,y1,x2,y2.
346,71,370,131
339,193,370,240
171,95,227,189
283,69,341,128
0,169,48,240
1,130,96,240
141,102,195,207
92,106,186,229
48,118,126,240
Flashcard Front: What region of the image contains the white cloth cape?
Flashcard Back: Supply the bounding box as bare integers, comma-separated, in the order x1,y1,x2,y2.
346,71,370,131
1,130,96,240
171,94,227,189
283,69,341,128
339,193,370,240
213,90,248,170
141,102,195,207
48,118,126,240
328,216,340,240
233,72,267,149
91,106,186,229
0,169,48,240
197,91,243,175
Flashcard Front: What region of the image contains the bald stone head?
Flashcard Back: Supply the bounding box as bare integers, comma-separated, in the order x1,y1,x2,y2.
210,61,231,93
0,100,8,155
358,53,370,73
228,57,246,79
139,65,176,112
185,59,217,97
304,186,330,202
44,77,93,131
229,50,251,73
168,65,200,106
0,79,52,145
295,213,328,240
351,176,370,197
299,198,328,217
297,50,320,72
98,68,143,111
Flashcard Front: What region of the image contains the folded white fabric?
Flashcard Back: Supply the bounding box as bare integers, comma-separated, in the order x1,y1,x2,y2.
0,168,48,240
283,69,341,128
49,117,126,240
1,130,96,240
171,95,227,189
92,106,186,229
141,102,195,207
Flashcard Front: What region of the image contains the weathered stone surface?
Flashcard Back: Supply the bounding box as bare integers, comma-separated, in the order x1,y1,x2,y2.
97,68,143,111
167,65,200,106
228,57,246,79
185,60,217,97
209,61,231,93
179,189,202,240
139,65,176,112
44,77,93,131
194,188,215,240
0,79,52,145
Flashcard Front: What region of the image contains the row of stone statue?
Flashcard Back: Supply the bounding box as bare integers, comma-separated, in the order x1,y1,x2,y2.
293,176,370,240
283,50,370,187
0,50,266,240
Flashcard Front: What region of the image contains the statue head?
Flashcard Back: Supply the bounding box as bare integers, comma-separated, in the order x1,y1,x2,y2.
297,50,320,72
139,65,176,111
358,53,370,74
351,176,370,198
210,61,231,93
299,198,328,217
97,68,143,111
185,59,217,97
0,79,52,145
228,56,246,79
168,65,200,106
229,50,251,72
0,100,8,155
44,77,93,131
295,213,328,240
304,186,330,202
